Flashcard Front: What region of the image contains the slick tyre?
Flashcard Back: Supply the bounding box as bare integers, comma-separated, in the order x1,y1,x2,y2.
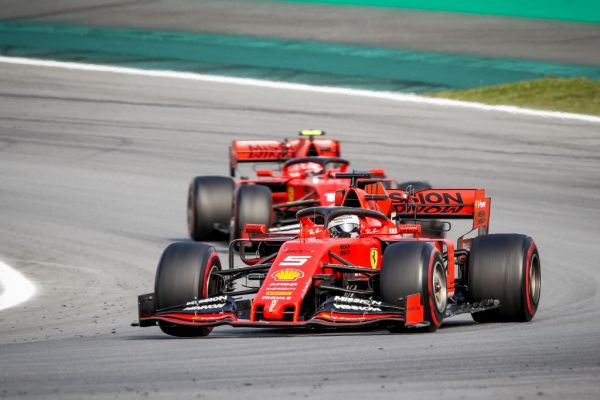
154,242,222,337
397,181,444,239
380,242,447,333
468,234,541,323
397,181,432,193
187,176,235,241
231,184,272,241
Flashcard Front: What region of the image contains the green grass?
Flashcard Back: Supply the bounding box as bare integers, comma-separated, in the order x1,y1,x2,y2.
429,77,600,116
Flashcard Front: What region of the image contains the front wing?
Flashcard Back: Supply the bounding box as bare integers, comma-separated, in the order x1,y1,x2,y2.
137,293,429,329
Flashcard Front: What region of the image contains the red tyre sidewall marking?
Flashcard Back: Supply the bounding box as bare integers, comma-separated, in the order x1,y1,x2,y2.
524,242,536,316
427,249,441,327
202,251,219,298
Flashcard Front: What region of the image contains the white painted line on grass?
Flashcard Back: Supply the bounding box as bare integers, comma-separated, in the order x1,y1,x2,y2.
1,55,599,124
0,259,37,311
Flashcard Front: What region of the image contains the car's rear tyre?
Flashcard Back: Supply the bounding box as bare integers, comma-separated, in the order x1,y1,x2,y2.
397,181,432,192
187,176,235,241
154,242,222,337
397,181,444,238
380,242,447,333
468,234,541,323
231,184,272,241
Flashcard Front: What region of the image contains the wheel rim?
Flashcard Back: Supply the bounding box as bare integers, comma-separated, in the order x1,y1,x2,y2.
529,254,541,305
205,263,220,297
432,261,447,313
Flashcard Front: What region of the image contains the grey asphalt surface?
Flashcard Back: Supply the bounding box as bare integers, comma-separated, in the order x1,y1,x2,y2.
1,61,600,399
1,0,600,66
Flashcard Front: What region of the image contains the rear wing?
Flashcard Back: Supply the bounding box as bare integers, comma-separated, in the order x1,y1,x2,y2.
361,183,491,233
229,133,341,176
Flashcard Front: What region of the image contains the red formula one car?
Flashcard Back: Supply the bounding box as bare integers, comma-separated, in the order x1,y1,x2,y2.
187,130,401,241
138,176,541,336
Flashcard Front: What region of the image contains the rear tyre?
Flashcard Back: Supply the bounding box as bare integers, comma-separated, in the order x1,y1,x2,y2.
187,176,235,241
397,181,444,238
468,234,541,323
380,242,446,333
154,242,222,337
231,184,272,241
397,181,432,192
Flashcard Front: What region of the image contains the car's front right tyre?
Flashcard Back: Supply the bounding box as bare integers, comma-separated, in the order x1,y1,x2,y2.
154,242,222,337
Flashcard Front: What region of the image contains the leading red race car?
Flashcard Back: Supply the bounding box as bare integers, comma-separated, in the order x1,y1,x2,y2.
187,130,412,242
138,176,541,336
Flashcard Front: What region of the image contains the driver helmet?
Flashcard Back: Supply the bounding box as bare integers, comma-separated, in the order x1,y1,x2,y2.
285,161,323,178
327,214,360,238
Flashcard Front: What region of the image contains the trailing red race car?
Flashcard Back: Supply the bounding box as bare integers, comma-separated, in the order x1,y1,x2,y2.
138,175,541,336
187,130,410,242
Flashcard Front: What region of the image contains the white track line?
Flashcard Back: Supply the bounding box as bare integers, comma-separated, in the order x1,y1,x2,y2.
0,259,36,311
1,56,599,124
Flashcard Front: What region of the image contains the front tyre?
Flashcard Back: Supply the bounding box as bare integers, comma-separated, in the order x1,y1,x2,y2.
380,242,447,332
154,242,222,337
187,176,235,241
468,234,541,322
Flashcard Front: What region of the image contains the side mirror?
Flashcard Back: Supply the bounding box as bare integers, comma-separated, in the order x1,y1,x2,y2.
245,224,267,234
256,169,274,177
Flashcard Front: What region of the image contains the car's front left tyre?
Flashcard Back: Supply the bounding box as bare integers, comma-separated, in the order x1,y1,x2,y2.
187,176,235,241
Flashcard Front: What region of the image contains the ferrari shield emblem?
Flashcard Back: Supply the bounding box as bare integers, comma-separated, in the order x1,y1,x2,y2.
370,248,378,269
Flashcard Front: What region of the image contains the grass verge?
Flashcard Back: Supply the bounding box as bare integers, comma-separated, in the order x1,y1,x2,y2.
429,77,600,116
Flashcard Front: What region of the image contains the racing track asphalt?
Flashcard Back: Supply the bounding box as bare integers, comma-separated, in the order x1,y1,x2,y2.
0,62,599,399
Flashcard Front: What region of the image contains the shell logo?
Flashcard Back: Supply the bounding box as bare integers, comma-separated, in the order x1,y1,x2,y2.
271,269,304,281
